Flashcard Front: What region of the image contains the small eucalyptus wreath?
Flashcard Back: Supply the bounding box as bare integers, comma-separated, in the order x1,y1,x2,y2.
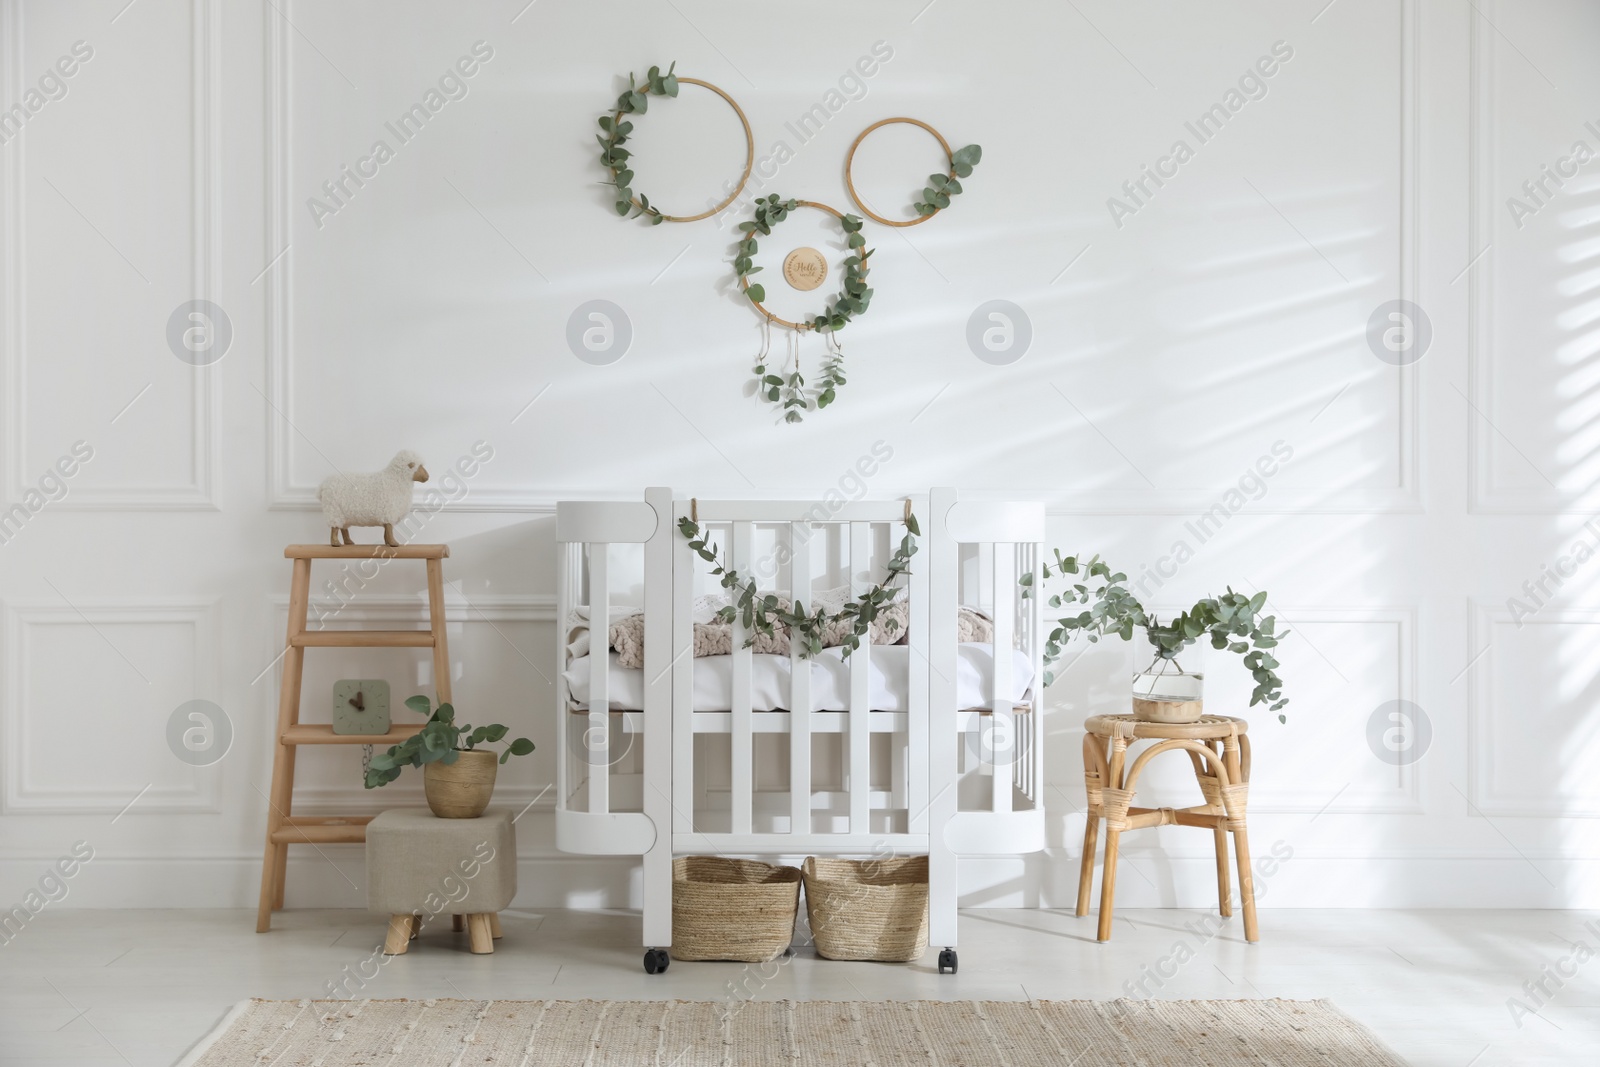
735,194,873,423
596,62,754,225
597,63,678,224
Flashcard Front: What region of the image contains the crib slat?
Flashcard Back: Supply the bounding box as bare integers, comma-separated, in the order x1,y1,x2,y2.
587,546,610,814
672,504,695,834
1015,544,1030,800
849,521,871,834
991,546,1014,814
789,521,813,836
731,522,754,836
907,508,929,833
1027,543,1044,804
557,543,574,810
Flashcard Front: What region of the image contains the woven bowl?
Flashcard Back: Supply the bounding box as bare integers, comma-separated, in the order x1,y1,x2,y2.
802,855,929,962
670,856,802,962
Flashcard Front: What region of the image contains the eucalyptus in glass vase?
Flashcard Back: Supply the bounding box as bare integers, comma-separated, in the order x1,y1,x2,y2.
1025,551,1290,723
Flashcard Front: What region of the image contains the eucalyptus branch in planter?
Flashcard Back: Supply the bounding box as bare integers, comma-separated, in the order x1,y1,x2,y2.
1026,550,1290,720
363,696,534,789
677,513,917,658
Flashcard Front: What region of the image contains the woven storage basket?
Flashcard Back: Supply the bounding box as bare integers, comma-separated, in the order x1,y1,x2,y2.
802,855,929,962
670,856,802,962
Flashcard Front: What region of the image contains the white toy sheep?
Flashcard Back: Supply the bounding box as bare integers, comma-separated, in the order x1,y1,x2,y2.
318,451,429,547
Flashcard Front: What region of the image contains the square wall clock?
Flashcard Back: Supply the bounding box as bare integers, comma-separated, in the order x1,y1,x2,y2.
332,679,390,735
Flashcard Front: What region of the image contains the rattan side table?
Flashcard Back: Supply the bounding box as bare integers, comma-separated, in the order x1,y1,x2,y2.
1076,713,1258,943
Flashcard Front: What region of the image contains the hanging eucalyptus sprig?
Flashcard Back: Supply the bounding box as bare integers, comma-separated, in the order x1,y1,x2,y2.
677,512,919,658
597,62,679,224
817,337,847,411
1023,549,1290,720
914,144,982,216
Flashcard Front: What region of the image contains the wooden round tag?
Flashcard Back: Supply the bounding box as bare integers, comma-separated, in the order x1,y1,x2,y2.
782,247,828,291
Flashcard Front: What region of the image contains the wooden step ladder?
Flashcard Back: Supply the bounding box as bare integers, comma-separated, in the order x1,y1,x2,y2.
256,543,452,932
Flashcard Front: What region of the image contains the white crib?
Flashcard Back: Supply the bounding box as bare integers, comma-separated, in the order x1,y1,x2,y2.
555,488,1046,974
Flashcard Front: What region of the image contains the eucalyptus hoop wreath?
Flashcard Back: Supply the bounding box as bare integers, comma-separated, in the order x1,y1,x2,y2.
737,196,872,424
595,63,981,424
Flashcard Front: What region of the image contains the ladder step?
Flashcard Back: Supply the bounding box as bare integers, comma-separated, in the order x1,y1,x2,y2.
285,544,449,559
292,630,435,647
282,724,426,745
270,823,368,844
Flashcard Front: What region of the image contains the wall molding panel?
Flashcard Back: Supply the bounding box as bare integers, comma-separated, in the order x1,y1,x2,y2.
1,598,222,813
1470,601,1600,818
0,0,220,511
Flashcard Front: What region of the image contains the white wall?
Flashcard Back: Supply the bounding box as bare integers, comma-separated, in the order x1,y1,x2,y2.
1,0,1597,911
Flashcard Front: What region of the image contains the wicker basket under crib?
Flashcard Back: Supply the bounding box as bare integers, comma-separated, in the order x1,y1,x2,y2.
802,855,930,962
670,856,802,962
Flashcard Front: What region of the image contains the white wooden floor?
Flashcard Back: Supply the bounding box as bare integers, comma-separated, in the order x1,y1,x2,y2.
0,908,1595,1066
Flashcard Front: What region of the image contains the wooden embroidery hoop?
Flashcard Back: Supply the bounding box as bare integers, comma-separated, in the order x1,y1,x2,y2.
610,76,756,223
844,117,956,228
741,200,863,331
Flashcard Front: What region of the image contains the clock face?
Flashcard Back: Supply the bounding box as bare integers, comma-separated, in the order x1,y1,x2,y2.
332,679,390,735
782,247,828,291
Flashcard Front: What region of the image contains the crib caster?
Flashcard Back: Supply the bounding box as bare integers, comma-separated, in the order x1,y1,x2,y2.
938,948,958,974
644,948,671,974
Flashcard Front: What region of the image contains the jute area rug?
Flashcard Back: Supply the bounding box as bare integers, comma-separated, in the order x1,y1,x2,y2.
178,997,1406,1066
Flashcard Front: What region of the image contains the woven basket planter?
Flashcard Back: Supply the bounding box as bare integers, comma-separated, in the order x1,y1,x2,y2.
670,857,802,962
802,855,929,962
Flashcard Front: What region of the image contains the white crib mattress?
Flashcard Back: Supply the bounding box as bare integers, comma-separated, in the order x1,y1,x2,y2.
564,643,1034,713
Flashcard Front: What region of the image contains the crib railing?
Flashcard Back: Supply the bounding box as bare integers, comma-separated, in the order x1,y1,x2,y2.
673,499,930,851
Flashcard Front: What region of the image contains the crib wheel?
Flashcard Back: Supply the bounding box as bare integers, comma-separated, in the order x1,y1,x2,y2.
938,948,958,974
644,947,671,974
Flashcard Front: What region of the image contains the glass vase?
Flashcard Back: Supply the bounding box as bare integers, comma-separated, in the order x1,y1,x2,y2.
1131,657,1204,724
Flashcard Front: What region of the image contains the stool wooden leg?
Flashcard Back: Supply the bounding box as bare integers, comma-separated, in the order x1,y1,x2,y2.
409,914,421,939
1232,826,1259,942
1096,828,1121,942
488,912,503,939
1213,822,1233,918
384,915,413,956
467,913,494,954
1075,814,1099,917
452,914,465,932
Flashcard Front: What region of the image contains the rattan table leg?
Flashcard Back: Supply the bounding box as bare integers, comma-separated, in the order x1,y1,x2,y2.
1076,813,1100,917
1233,825,1259,942
1096,828,1121,942
1213,822,1232,917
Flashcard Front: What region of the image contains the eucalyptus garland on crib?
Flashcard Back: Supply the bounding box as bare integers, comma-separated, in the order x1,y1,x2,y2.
676,511,918,658
736,194,873,423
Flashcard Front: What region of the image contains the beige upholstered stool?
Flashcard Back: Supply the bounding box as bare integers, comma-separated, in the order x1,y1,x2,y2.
1076,714,1258,943
366,808,517,954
